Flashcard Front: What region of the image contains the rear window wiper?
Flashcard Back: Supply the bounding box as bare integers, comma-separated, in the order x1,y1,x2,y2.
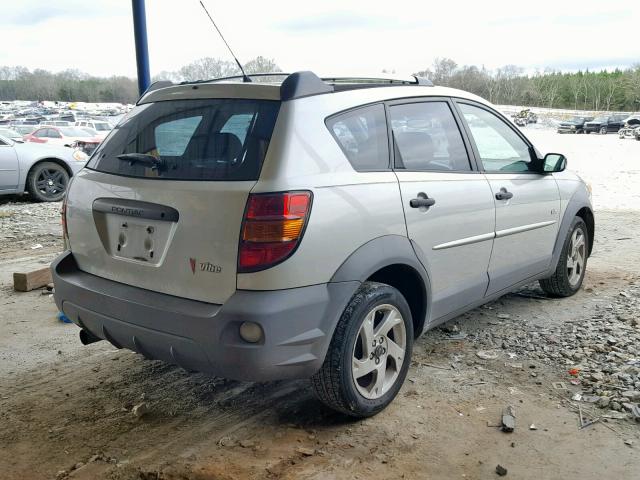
117,153,166,170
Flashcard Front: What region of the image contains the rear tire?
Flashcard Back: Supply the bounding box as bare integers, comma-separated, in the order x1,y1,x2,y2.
26,161,69,202
539,217,588,297
311,282,413,417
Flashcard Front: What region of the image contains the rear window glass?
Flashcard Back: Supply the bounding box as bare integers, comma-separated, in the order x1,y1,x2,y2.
326,104,389,171
87,99,280,181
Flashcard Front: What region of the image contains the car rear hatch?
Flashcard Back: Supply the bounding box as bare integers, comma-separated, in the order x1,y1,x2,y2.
65,97,280,304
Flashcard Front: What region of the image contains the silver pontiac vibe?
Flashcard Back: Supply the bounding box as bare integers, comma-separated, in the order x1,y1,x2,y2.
52,72,594,417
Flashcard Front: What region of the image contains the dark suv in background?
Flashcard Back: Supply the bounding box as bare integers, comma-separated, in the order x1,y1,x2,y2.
584,115,627,134
557,116,593,134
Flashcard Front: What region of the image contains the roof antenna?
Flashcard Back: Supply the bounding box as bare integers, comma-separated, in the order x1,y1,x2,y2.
199,0,251,82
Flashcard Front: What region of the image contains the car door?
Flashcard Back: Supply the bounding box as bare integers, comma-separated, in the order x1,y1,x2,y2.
456,101,561,296
0,136,19,191
389,98,496,320
611,116,623,132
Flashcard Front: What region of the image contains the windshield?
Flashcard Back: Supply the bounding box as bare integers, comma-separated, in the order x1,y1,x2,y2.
592,116,606,122
87,98,280,181
59,127,92,137
570,117,586,122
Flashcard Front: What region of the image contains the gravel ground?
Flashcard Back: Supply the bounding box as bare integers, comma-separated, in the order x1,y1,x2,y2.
0,129,639,480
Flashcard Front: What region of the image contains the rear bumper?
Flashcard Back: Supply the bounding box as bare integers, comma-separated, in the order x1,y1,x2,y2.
52,251,359,381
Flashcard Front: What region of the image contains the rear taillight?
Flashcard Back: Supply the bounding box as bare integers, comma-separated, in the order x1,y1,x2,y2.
238,191,312,273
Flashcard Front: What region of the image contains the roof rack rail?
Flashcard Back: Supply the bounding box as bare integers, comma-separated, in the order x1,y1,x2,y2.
320,75,433,87
281,72,434,100
182,72,290,85
145,71,435,102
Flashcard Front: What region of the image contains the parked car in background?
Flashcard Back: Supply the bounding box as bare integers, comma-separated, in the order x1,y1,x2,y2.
584,115,627,134
0,133,87,201
0,127,24,142
12,125,36,137
618,115,640,140
24,126,101,149
52,71,594,417
557,116,594,134
41,120,73,127
512,108,538,127
75,120,111,139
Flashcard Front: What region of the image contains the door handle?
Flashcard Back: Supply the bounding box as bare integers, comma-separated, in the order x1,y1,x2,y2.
410,193,436,209
495,188,513,200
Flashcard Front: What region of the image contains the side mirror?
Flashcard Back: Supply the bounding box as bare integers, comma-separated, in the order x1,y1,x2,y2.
542,153,566,173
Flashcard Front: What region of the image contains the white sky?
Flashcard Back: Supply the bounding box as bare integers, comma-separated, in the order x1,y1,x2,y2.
0,0,638,77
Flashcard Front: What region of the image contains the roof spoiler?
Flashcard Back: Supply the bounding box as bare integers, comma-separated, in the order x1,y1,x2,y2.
137,80,174,104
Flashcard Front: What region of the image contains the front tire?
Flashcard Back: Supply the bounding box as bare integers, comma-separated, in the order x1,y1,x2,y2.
599,126,607,135
311,282,414,417
26,161,69,202
539,217,588,297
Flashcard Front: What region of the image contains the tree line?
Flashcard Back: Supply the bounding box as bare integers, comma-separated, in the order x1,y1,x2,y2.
2,56,639,111
414,58,640,111
0,56,280,105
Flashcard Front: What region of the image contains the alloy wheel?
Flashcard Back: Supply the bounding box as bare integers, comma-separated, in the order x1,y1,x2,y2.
35,168,67,199
351,304,407,400
567,227,586,287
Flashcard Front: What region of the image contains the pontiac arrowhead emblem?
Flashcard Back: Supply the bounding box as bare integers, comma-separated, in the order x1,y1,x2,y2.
189,257,196,274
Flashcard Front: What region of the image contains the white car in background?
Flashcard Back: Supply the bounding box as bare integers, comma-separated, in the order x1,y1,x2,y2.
0,127,24,142
0,133,87,201
75,120,112,139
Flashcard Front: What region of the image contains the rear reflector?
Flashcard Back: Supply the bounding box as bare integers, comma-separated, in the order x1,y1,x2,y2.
61,192,69,242
238,191,312,273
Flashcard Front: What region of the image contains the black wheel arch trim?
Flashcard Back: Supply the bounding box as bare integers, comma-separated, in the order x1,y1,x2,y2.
549,189,594,274
330,234,432,336
27,157,73,179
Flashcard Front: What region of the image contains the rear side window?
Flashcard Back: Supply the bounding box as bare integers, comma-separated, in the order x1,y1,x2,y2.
87,99,280,181
326,104,389,171
390,102,471,171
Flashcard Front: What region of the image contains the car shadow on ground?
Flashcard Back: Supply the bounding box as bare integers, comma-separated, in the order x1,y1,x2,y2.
0,193,35,206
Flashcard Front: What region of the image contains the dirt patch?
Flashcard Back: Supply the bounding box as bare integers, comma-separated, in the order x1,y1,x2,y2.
0,209,639,479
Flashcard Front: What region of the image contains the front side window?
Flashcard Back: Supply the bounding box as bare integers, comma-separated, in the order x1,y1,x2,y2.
458,103,532,173
389,101,471,171
326,104,389,171
34,129,47,138
87,99,280,181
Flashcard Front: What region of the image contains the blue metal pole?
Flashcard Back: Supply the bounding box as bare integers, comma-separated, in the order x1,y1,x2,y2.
131,0,151,95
